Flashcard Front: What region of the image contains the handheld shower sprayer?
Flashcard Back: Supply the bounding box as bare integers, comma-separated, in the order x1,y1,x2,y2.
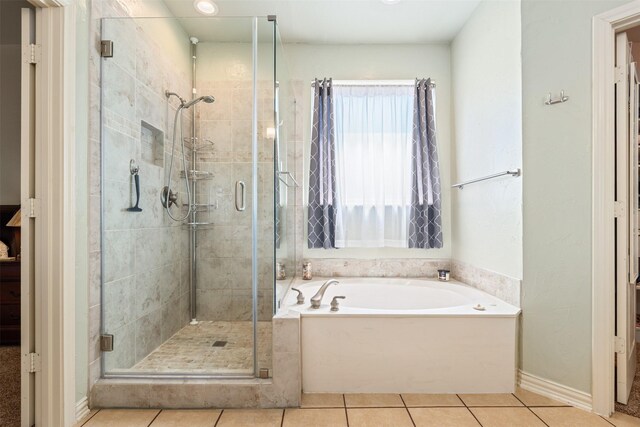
162,90,215,222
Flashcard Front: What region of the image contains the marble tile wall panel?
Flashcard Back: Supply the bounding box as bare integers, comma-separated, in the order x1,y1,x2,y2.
92,2,193,378
451,259,522,307
302,258,451,278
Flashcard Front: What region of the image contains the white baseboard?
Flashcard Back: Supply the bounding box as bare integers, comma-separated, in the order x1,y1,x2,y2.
75,397,90,422
518,370,592,412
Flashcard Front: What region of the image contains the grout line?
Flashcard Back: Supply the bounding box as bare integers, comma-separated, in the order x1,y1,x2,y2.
80,409,101,426
512,392,550,427
214,409,224,427
524,408,551,427
399,394,417,427
147,409,162,426
457,394,484,427
280,408,285,427
343,394,349,427
600,414,617,426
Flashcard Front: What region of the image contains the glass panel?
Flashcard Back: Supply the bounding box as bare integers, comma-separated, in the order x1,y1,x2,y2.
255,18,276,376
273,24,297,311
100,16,267,377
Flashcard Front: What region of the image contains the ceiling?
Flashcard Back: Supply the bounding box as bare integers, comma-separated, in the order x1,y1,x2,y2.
162,0,483,44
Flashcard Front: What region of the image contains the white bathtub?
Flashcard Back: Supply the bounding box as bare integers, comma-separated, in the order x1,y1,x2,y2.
280,277,521,394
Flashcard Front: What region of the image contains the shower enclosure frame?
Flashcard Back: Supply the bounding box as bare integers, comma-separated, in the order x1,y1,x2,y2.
99,15,277,380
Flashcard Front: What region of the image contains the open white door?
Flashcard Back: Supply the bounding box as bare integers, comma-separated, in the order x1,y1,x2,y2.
615,31,638,405
20,7,36,427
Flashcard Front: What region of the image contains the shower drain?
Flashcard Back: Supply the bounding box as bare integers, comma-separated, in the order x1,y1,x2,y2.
212,340,227,347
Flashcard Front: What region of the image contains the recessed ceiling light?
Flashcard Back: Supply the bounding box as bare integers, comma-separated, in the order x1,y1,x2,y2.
194,0,218,15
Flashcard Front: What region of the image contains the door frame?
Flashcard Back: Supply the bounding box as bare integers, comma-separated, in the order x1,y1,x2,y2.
593,0,640,417
22,0,78,425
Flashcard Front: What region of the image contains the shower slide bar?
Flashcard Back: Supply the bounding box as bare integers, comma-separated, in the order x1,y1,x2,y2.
452,169,521,190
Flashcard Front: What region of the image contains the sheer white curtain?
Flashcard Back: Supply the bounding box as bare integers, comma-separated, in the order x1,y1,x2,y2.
333,84,414,248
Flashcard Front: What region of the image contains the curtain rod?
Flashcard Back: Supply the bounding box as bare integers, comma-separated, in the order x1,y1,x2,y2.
310,79,436,88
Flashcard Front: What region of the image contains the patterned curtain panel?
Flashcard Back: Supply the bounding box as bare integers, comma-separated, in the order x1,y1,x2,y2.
408,78,443,248
308,78,337,249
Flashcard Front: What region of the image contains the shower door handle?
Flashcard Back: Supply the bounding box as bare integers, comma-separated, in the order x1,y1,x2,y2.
235,181,246,212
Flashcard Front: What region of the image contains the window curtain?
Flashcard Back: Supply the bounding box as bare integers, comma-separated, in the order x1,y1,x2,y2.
307,78,337,249
333,84,414,248
408,78,443,248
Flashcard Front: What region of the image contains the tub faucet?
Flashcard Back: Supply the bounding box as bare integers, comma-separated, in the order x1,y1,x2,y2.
310,279,339,309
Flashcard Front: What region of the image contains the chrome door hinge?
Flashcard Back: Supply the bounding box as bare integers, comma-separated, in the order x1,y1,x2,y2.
24,198,39,218
100,40,114,58
614,201,626,218
23,44,41,64
615,336,626,354
100,334,114,352
23,353,41,373
616,65,626,84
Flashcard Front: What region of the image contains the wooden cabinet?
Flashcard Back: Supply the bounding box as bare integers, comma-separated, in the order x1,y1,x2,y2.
0,261,20,345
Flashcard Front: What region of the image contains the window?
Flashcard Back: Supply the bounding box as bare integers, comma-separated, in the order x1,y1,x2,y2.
307,78,441,250
333,84,414,248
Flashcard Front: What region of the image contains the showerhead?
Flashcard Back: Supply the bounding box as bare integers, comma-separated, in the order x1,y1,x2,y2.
182,95,215,109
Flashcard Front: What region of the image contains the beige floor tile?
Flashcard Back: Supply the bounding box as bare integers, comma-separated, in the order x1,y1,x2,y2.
458,393,523,407
409,407,480,427
283,408,347,427
531,407,613,426
515,387,568,407
83,409,160,427
347,408,414,427
300,393,345,408
150,409,221,426
402,393,464,407
216,409,283,427
609,412,640,426
75,409,99,426
471,407,546,427
344,393,404,407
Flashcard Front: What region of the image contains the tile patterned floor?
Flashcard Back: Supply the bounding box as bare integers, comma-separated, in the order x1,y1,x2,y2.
76,389,640,426
112,321,272,375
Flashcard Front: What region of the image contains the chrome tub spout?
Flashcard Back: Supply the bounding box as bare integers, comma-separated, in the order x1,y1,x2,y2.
310,279,339,309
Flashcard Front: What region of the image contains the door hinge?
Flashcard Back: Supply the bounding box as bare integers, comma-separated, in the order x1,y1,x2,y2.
614,201,626,218
100,40,114,58
100,334,114,352
615,336,626,354
616,65,626,84
23,44,41,64
23,353,41,373
24,198,39,218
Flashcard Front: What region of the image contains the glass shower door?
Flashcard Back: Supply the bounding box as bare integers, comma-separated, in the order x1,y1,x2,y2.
99,16,276,378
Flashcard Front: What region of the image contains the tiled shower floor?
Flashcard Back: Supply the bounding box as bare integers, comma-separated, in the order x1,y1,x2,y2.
122,321,272,375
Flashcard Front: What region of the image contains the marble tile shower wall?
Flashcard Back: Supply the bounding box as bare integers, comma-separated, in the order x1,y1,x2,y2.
88,0,193,383
193,78,275,322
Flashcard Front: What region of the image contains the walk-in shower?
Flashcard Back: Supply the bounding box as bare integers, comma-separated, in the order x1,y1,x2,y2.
99,15,297,378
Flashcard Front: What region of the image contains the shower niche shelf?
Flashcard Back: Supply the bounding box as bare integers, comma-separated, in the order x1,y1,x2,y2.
180,170,213,180
141,121,164,167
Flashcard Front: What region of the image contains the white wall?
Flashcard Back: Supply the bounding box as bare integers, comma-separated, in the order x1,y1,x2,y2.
287,43,452,260
451,0,522,280
0,0,31,205
521,0,627,394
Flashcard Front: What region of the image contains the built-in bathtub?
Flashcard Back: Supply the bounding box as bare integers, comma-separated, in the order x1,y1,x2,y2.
279,277,521,394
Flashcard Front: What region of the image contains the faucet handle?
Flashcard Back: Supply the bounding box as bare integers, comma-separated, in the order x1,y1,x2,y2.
330,296,346,312
291,288,305,305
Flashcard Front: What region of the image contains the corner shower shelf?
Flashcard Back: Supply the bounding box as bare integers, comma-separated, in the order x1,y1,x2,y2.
180,170,213,180
182,222,215,229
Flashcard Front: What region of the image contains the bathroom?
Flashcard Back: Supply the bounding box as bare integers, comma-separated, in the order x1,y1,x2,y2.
4,0,638,425
86,0,525,412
